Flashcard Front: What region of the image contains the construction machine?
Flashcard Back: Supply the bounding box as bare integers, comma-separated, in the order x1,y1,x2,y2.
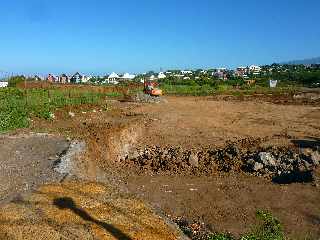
143,80,163,96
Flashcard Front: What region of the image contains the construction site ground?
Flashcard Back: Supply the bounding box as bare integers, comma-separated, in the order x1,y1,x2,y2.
0,93,320,239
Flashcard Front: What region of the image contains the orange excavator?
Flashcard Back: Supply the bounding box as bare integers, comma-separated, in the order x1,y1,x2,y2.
143,80,163,96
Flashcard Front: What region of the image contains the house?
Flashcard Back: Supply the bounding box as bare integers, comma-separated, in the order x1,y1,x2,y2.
59,74,69,83
249,65,261,75
107,72,120,84
214,71,228,80
82,75,91,83
121,73,136,81
174,74,185,78
235,67,249,78
149,75,156,81
157,72,166,79
0,81,8,88
70,72,84,84
181,70,193,75
34,75,44,81
47,74,57,82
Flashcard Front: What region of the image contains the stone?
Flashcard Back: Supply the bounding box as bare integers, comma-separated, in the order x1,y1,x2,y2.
189,153,199,167
130,150,140,159
253,162,264,171
259,152,276,166
311,151,320,165
68,111,75,118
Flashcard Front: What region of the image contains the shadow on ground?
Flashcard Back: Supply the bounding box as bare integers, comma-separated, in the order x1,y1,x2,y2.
53,197,132,240
272,170,314,184
292,137,320,150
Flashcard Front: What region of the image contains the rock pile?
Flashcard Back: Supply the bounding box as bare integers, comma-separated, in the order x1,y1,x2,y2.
133,92,166,103
121,141,320,183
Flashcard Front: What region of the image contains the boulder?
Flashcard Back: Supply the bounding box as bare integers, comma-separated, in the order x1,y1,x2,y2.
258,152,276,166
189,153,199,167
253,162,264,171
311,151,320,165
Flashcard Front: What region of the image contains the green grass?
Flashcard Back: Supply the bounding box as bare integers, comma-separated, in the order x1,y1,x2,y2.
105,92,123,98
160,84,298,96
161,84,216,96
208,210,284,240
0,88,114,132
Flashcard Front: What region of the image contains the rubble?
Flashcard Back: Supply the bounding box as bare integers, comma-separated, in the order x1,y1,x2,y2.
132,92,167,103
121,140,320,183
311,151,320,165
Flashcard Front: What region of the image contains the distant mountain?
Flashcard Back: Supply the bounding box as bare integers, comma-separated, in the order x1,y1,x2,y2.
283,57,320,65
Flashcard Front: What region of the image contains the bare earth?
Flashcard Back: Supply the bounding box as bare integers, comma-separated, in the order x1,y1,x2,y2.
0,94,319,239
0,134,69,204
133,96,320,148
123,96,320,238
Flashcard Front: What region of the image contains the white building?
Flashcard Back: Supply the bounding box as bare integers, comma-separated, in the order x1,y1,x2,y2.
157,72,166,79
121,73,136,80
181,70,193,74
149,75,156,81
107,72,120,84
249,65,261,75
82,75,91,83
0,81,8,88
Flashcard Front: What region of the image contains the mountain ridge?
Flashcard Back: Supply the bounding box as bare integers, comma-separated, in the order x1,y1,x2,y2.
282,57,320,65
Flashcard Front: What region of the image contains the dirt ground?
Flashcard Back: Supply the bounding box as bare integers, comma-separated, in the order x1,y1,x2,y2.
0,182,180,240
0,134,69,204
120,96,320,239
2,93,320,239
132,96,320,148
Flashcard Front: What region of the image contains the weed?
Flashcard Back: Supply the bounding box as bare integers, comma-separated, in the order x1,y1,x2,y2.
205,210,284,240
241,210,284,240
208,233,234,240
0,88,114,132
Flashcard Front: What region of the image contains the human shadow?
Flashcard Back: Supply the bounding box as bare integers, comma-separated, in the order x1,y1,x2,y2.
53,197,132,240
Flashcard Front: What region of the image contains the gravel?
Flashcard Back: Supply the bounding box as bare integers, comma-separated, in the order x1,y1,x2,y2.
0,134,79,204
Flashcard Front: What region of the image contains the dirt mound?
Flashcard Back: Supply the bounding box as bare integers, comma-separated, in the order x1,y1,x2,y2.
0,181,180,240
121,139,320,183
122,92,167,104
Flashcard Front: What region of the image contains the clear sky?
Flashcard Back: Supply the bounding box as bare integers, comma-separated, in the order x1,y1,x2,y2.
0,0,319,75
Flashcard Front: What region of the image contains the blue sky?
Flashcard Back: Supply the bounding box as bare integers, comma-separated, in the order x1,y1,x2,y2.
0,0,319,74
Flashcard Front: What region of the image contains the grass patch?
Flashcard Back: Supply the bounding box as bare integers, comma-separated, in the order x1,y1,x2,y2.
0,88,114,132
161,84,216,96
207,210,284,240
160,84,298,96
